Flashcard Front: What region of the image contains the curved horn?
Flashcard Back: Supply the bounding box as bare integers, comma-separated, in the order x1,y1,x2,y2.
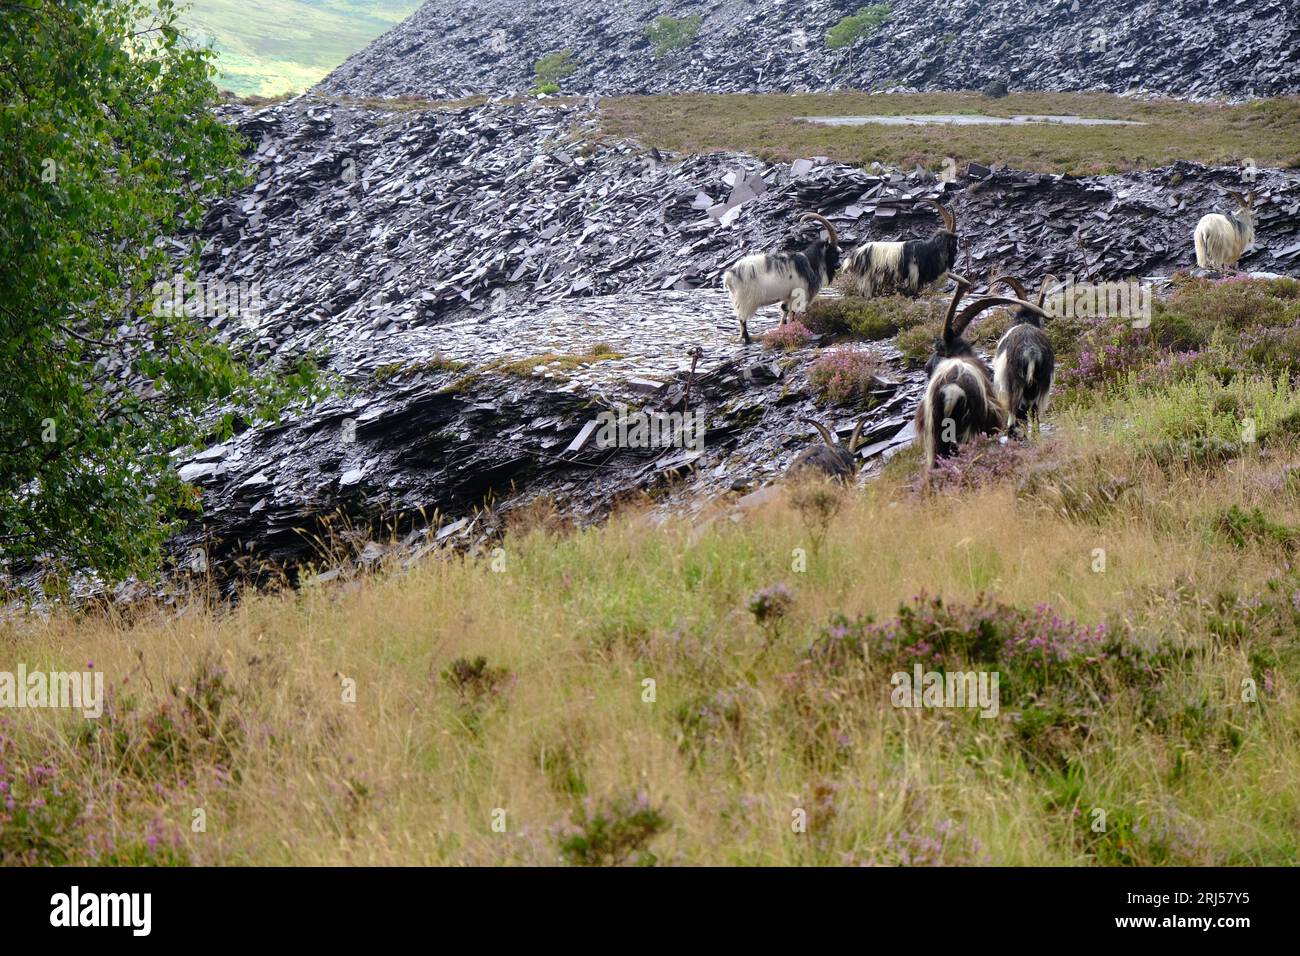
952,295,1051,339
942,275,974,345
989,274,1028,299
925,200,956,233
1035,274,1060,309
848,414,871,454
1245,190,1257,208
1226,190,1248,208
799,417,839,449
799,212,838,246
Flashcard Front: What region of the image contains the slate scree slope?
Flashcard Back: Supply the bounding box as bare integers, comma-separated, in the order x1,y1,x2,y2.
171,95,1300,580
318,0,1300,100
149,2,1300,582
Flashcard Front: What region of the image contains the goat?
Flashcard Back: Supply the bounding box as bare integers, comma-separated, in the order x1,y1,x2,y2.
842,201,958,298
787,416,869,481
988,274,1057,436
1194,190,1256,270
914,275,1042,469
723,213,841,344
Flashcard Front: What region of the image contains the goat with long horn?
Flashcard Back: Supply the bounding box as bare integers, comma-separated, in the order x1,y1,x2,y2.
914,275,1026,469
787,416,870,481
988,274,1058,436
723,213,841,344
841,200,959,299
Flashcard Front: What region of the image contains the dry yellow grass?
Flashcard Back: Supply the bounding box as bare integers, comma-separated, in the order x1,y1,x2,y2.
5,441,1298,865
8,278,1300,867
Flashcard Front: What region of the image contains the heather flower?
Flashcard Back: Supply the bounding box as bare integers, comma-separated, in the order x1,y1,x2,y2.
760,319,814,351
846,818,986,866
808,346,886,404
916,433,1045,495
748,583,794,626
823,592,1124,697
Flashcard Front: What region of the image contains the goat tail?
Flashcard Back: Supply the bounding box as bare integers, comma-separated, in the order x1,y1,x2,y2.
916,383,964,470
915,391,937,470
940,383,965,419
1194,213,1246,269
1193,228,1208,268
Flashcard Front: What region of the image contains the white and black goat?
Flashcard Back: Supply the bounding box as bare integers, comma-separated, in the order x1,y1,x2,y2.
915,276,1047,469
1194,190,1256,270
787,416,868,481
988,274,1057,436
723,213,841,343
842,201,958,298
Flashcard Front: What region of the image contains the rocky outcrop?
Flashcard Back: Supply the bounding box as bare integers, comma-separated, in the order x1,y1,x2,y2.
201,97,1300,356
316,0,1300,100
171,97,1300,581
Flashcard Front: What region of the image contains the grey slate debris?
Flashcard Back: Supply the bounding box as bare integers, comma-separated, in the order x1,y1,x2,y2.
164,97,1299,585
200,97,1300,365
316,0,1300,100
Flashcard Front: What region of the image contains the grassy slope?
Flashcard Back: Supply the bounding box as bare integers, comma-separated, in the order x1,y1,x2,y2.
600,92,1300,175
315,91,1300,175
5,278,1300,866
179,0,419,97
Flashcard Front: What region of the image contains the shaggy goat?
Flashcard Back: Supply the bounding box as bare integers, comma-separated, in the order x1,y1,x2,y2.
988,274,1057,435
842,201,958,298
1194,190,1256,269
787,416,868,481
723,213,841,344
915,276,1037,469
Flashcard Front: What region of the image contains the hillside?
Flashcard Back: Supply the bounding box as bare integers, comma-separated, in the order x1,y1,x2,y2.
317,0,1300,99
158,97,1300,580
7,0,1300,879
180,0,419,96
9,271,1300,865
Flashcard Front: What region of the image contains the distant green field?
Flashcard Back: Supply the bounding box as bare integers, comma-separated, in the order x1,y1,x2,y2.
179,0,419,97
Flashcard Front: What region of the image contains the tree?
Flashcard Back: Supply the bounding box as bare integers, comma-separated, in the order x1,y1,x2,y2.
0,0,311,584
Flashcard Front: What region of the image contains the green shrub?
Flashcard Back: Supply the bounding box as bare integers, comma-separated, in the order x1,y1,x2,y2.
82,659,245,784
826,4,892,49
645,14,701,57
442,656,512,701
1166,275,1300,329
805,293,930,340
1110,370,1300,451
895,318,944,367
533,50,576,92
553,792,668,866
1214,505,1300,552
1147,306,1212,352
